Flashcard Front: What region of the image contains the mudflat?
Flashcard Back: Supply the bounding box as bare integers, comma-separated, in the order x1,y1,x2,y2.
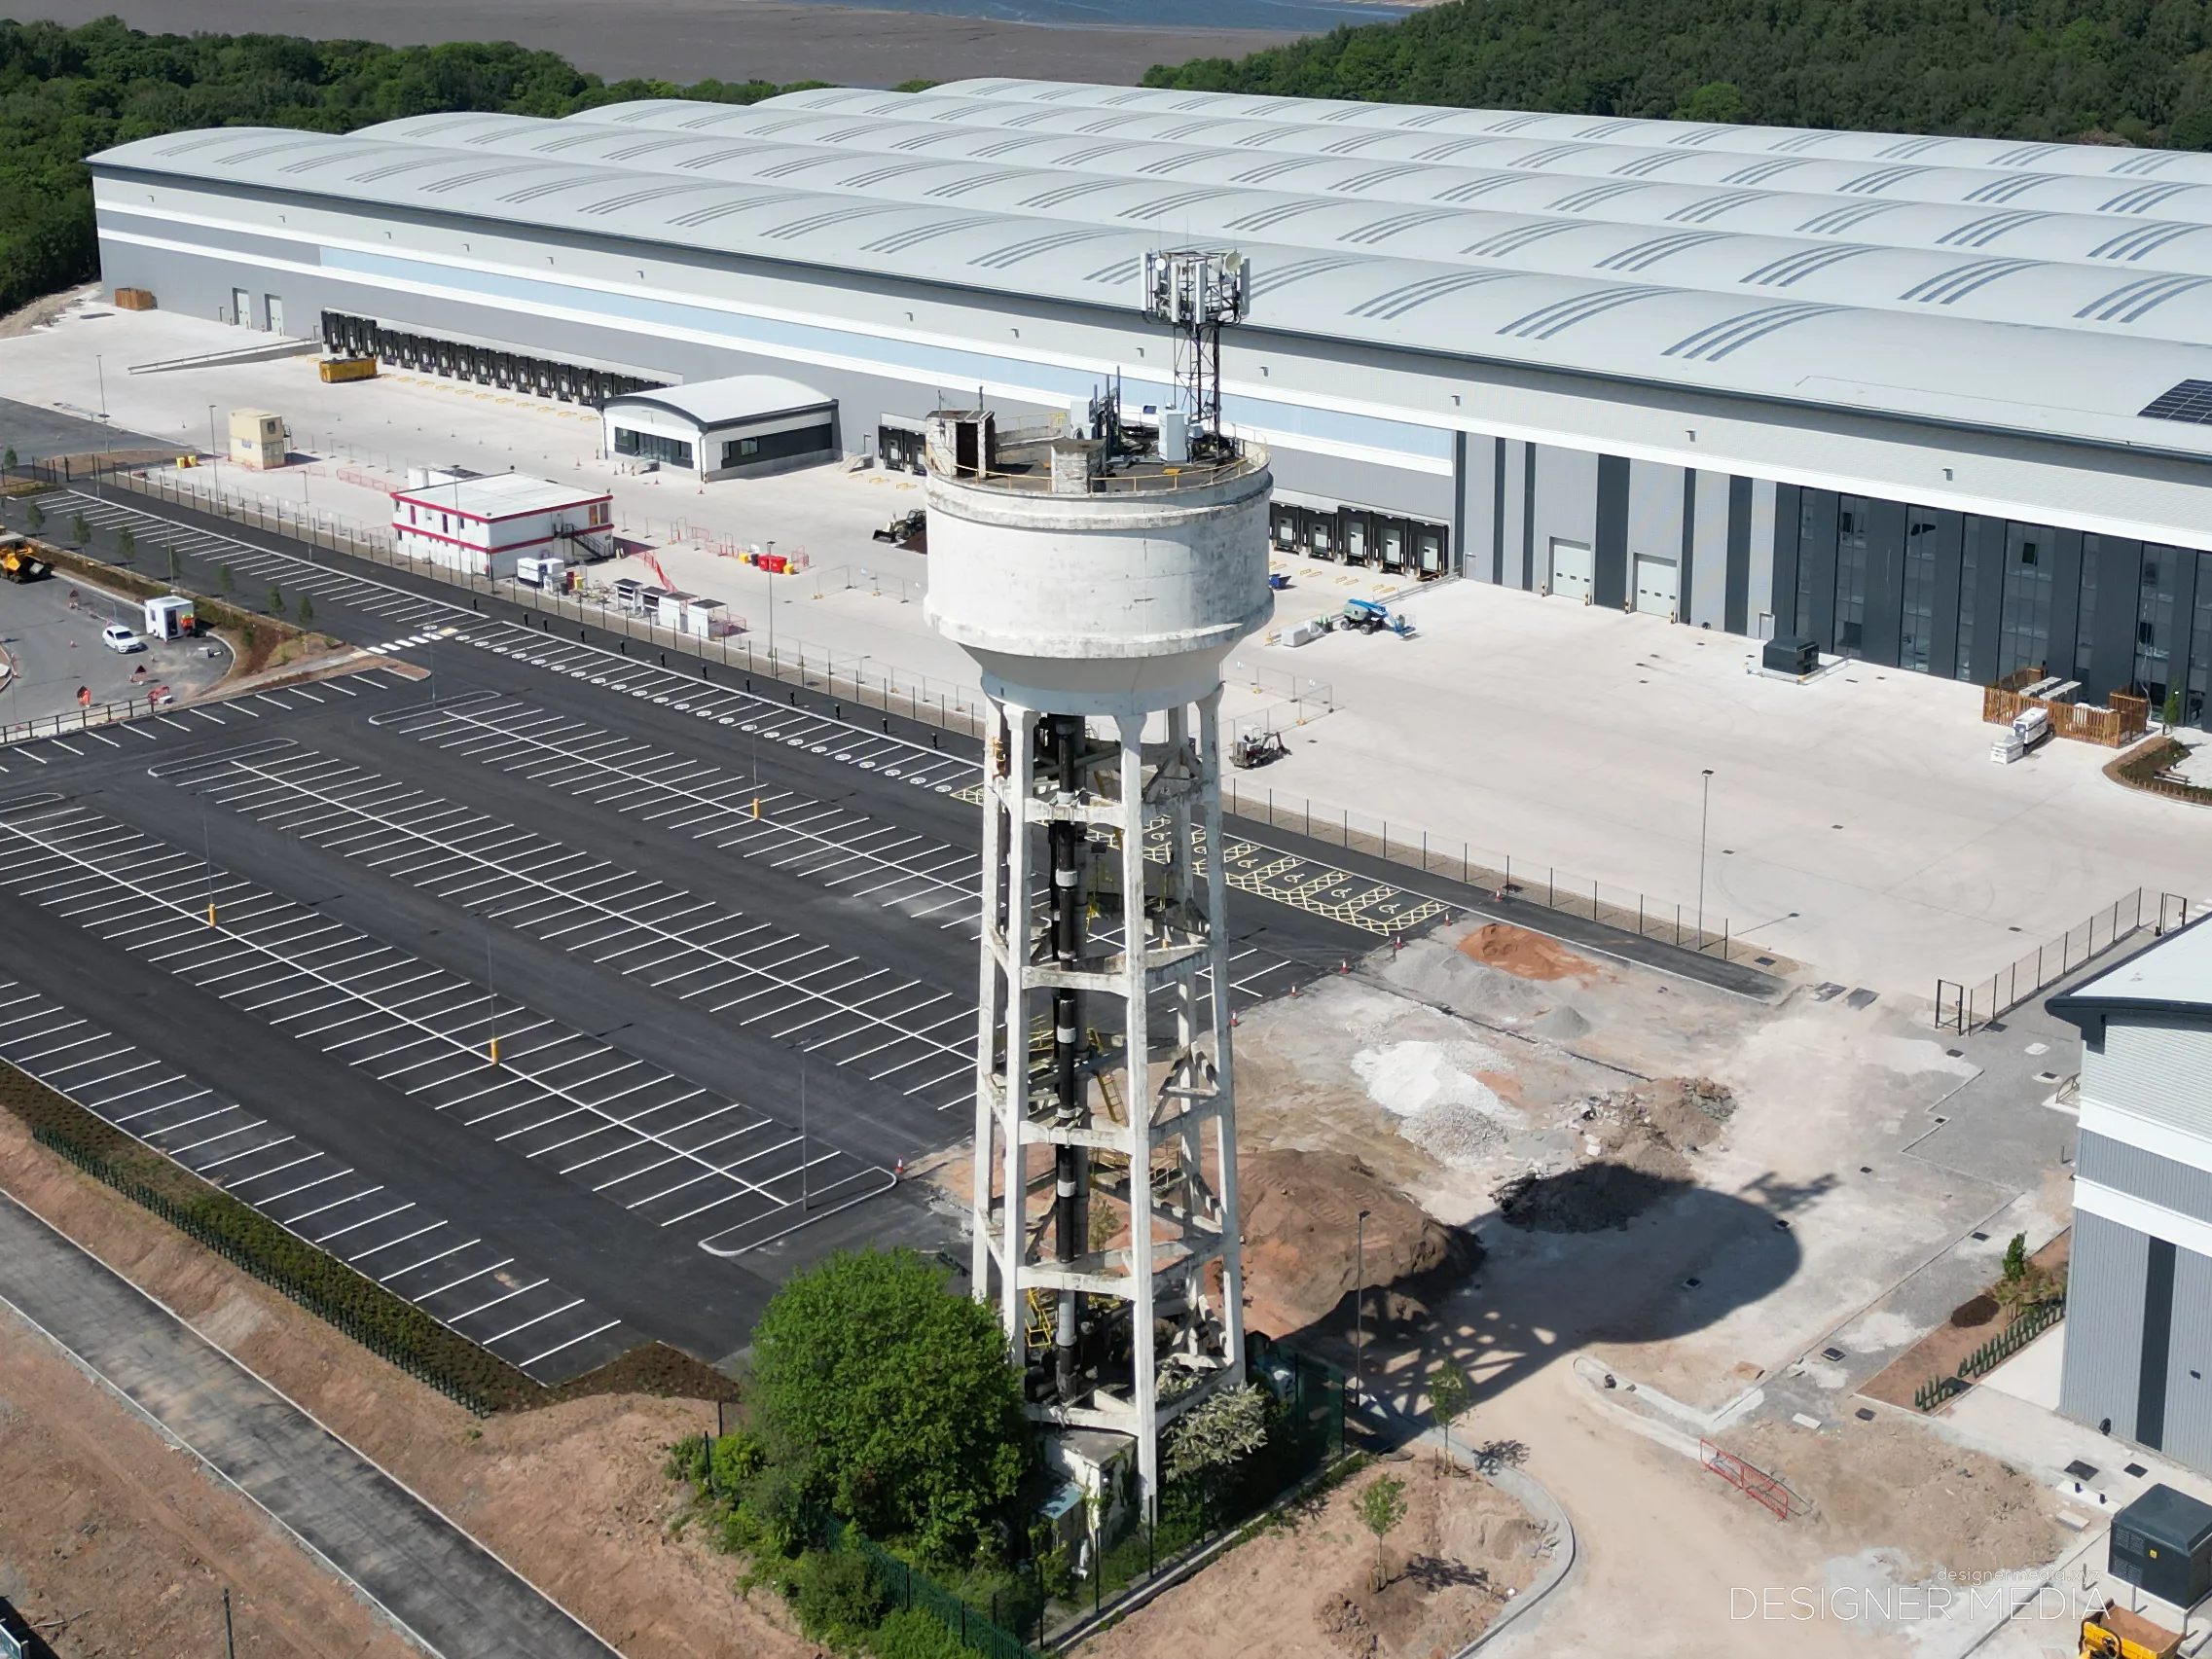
18,0,1316,87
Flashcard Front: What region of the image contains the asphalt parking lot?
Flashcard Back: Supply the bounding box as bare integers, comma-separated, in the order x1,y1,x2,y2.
0,475,1380,1377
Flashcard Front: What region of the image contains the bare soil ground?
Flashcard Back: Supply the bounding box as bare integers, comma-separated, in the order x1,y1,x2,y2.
1081,1457,1540,1659
0,1298,418,1659
1862,1232,2073,1410
1718,1414,2063,1581
0,1110,810,1659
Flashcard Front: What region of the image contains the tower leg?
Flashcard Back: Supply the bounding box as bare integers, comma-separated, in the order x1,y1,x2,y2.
996,703,1038,1359
971,703,1006,1304
1117,711,1160,1516
1199,690,1247,1377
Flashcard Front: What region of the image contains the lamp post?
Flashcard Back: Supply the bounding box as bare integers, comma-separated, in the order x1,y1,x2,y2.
1696,768,1715,944
207,404,218,462
765,540,777,666
1354,1208,1370,1407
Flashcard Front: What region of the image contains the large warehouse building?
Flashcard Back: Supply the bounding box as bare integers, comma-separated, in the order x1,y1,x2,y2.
89,79,2212,718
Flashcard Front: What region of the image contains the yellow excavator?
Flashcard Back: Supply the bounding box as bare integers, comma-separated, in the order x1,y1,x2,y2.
2082,1602,2182,1659
0,535,51,583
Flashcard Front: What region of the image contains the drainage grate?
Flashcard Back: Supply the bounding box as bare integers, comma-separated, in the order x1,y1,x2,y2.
1821,1347,1846,1363
2064,1460,2100,1482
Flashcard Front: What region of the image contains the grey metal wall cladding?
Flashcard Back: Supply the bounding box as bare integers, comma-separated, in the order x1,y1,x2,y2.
1532,444,1596,591
2086,1019,2212,1136
2160,1241,2212,1473
1679,469,1698,623
2080,1130,2212,1225
1689,469,1730,629
1724,476,1752,635
1274,449,1451,522
2142,1236,2177,1449
1594,454,1630,608
1747,479,1778,636
99,211,312,277
2062,1208,2152,1440
1625,458,1685,613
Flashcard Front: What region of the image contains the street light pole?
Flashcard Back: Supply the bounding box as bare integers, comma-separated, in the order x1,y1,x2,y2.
1696,768,1715,943
1354,1208,1370,1407
207,404,218,461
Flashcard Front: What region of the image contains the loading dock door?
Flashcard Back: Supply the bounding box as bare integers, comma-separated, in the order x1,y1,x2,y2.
1633,554,1679,619
1550,538,1594,602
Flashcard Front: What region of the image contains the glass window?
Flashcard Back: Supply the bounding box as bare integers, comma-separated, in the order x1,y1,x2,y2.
1996,523,2055,680
2076,536,2102,680
1796,493,1824,637
2189,550,2212,726
614,426,694,468
1901,509,1939,672
1833,495,1868,656
1957,518,1980,679
2137,544,2182,707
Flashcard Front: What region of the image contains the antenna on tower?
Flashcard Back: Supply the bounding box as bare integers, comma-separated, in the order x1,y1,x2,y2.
1142,249,1250,463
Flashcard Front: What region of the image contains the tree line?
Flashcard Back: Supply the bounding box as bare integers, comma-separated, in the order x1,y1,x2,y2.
1143,0,2212,150
0,16,840,319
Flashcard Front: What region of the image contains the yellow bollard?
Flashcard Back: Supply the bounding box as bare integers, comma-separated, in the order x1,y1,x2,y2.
206,904,217,926
489,1036,500,1066
751,798,760,819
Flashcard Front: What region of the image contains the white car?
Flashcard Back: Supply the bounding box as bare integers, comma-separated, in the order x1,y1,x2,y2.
100,625,144,653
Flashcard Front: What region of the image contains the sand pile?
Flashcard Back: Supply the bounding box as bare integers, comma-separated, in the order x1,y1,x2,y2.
1350,1040,1525,1169
1374,941,1551,1023
1240,1150,1472,1335
1458,923,1604,982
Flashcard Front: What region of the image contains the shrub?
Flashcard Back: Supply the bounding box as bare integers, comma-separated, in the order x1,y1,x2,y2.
870,1608,972,1659
789,1547,887,1646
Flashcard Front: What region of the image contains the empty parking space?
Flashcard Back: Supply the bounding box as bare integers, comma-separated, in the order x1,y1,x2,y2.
0,801,891,1255
0,979,635,1380
153,739,977,1110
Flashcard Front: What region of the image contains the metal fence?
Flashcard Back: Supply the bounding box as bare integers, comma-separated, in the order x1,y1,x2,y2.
3,694,175,747
1220,776,1754,965
816,1510,1042,1659
1935,889,2205,1031
63,461,999,736
47,462,1759,968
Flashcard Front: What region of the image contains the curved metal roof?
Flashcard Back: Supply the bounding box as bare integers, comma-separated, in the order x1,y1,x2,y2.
358,108,2212,343
90,106,2212,456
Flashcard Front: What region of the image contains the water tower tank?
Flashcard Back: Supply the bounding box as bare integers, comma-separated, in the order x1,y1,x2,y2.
920,411,1273,716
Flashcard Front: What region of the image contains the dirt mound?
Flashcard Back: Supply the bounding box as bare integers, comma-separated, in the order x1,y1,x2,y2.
1949,1294,2000,1329
1240,1150,1473,1335
1374,942,1551,1023
1457,923,1602,983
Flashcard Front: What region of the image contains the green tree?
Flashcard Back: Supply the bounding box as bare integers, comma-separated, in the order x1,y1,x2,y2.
1430,1361,1471,1465
267,582,282,614
68,509,88,545
1355,1471,1408,1592
217,560,235,595
747,1246,1032,1564
114,526,135,565
2,446,15,477
0,18,829,320
164,542,179,582
296,593,314,625
25,501,44,535
1675,81,1746,123
2002,1233,2028,1283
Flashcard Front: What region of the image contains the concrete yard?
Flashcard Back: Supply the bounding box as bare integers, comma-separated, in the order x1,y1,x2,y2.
11,299,2211,1002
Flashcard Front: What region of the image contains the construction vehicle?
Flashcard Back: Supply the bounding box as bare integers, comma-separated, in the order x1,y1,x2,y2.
2081,1602,2181,1659
0,535,51,583
873,508,926,551
1340,597,1414,637
1231,730,1288,770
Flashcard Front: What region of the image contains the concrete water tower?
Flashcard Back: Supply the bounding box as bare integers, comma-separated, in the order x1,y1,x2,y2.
925,250,1270,1516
